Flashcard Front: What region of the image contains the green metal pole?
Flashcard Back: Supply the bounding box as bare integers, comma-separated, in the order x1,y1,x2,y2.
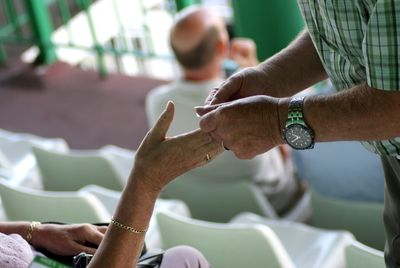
174,0,200,11
138,0,154,55
24,0,57,65
4,0,23,40
0,44,7,65
77,0,107,77
232,0,304,61
57,0,74,44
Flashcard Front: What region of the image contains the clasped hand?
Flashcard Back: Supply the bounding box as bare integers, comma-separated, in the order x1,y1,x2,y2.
196,66,284,159
196,95,282,159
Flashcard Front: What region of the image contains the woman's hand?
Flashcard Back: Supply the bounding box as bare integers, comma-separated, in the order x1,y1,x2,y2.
132,101,223,193
88,102,223,268
32,223,107,256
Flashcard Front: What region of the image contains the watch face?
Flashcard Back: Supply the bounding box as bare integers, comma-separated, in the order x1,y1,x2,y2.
284,124,314,149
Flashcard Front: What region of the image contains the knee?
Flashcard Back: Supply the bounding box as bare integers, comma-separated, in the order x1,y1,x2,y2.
161,245,210,268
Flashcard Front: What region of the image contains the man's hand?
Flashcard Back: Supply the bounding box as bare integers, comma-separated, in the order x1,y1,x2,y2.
32,223,107,256
200,31,327,110
200,66,271,109
229,38,259,68
197,96,283,159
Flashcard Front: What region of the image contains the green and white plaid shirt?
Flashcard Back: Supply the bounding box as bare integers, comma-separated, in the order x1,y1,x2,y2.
297,0,400,156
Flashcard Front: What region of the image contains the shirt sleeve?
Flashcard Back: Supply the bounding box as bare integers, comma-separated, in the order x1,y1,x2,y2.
363,0,400,91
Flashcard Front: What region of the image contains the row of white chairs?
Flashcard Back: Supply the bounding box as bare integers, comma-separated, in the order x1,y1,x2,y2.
0,178,385,268
0,128,134,190
0,129,309,224
0,128,386,267
0,178,190,249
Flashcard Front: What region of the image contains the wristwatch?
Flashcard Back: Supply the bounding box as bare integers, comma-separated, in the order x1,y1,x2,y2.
283,96,315,150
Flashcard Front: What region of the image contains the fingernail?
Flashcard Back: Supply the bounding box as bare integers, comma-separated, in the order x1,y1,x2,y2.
194,106,204,117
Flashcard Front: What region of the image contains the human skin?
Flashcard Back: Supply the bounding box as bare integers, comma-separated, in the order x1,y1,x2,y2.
0,222,107,255
88,102,223,267
229,38,259,67
195,30,400,159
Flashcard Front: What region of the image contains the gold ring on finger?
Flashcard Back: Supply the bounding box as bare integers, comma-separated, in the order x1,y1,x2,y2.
221,141,229,151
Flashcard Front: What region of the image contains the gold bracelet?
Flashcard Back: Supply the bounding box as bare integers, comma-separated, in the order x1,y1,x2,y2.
26,221,41,244
110,217,148,234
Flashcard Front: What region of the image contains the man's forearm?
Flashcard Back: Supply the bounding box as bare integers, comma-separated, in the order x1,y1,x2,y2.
278,83,400,143
260,30,327,97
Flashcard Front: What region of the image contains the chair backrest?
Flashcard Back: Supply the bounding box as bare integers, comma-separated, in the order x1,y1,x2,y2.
162,176,277,222
0,179,110,223
157,211,295,268
0,129,68,164
345,241,385,268
99,145,135,179
32,146,124,191
311,190,385,250
231,212,355,268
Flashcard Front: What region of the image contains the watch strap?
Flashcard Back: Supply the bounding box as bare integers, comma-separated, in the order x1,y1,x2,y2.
286,96,306,126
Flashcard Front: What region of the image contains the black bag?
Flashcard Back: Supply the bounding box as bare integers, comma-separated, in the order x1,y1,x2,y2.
73,248,164,268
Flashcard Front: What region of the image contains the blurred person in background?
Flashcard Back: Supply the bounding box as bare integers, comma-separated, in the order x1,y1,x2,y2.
146,6,306,218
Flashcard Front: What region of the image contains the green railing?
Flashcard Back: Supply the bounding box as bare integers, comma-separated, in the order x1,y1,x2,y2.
0,0,181,76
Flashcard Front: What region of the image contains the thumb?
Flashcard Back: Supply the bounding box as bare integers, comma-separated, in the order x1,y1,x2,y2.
149,101,175,142
195,104,220,117
209,77,240,105
199,110,218,133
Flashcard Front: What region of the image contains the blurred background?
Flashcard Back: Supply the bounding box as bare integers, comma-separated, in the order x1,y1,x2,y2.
0,0,304,149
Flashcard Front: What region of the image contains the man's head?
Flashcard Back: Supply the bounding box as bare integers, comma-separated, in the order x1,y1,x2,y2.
170,6,229,78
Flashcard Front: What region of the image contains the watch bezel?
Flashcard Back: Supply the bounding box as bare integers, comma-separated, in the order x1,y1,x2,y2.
283,123,315,150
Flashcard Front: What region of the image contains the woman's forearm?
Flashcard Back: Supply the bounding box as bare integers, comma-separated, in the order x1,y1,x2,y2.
0,222,31,238
89,102,222,267
88,174,160,268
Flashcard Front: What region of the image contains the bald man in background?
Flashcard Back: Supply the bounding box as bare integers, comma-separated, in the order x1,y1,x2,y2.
146,6,306,219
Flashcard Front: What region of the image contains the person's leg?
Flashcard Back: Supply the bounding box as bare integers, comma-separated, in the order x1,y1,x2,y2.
160,246,211,268
381,156,400,268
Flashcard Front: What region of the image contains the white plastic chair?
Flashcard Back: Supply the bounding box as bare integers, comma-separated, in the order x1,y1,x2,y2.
0,179,190,249
0,129,68,165
157,211,296,268
230,212,355,268
32,146,125,191
98,145,135,180
0,129,68,186
161,176,278,222
345,241,385,268
0,179,110,223
74,184,192,249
